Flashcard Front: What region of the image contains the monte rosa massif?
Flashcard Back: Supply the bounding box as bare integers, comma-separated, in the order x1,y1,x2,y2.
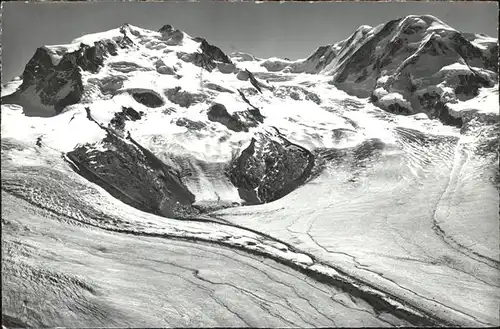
1,15,499,328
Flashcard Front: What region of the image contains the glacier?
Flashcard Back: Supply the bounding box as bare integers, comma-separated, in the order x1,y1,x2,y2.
1,15,499,327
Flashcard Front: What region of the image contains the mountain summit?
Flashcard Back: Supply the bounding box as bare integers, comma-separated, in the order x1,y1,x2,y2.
262,15,498,120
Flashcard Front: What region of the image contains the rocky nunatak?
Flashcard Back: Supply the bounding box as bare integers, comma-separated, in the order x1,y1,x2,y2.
227,129,315,205
66,131,197,219
207,103,264,132
109,106,143,134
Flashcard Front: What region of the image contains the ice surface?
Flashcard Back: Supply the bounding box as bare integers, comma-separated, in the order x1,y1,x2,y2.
2,18,499,328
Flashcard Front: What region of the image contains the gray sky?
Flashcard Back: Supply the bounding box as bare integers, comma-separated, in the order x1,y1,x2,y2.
2,1,498,82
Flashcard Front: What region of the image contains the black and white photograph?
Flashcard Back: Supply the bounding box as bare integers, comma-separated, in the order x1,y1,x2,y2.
1,0,499,327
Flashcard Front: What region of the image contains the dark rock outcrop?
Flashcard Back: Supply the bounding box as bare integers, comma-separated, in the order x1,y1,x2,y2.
207,103,263,132
109,106,143,132
246,69,263,93
248,108,265,124
417,92,463,127
130,90,164,107
176,37,233,72
165,87,208,108
156,65,176,75
175,117,207,130
207,103,248,132
436,102,463,127
454,73,493,100
154,59,176,75
216,62,236,74
194,37,232,64
236,89,266,123
66,132,197,219
228,130,315,204
204,82,234,94
387,103,412,116
483,44,499,73
158,24,175,35
158,24,184,46
238,89,258,110
108,61,151,73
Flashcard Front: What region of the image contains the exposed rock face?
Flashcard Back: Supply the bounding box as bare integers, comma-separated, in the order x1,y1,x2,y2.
483,44,499,73
228,130,315,204
1,39,127,117
157,65,176,75
254,72,296,83
301,45,339,72
246,69,263,93
417,92,463,126
388,102,412,116
216,62,236,74
236,70,250,81
66,131,197,219
175,117,207,130
204,82,234,94
236,69,275,93
154,59,176,75
165,87,208,108
194,37,232,64
158,24,185,46
207,103,264,132
158,24,175,35
207,103,248,132
109,106,143,133
454,73,493,100
130,90,165,107
108,61,151,73
2,48,84,116
176,37,234,72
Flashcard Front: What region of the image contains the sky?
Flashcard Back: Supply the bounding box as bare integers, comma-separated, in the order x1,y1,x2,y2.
2,1,498,82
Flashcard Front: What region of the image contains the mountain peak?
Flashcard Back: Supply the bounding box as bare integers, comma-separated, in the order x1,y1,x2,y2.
258,15,497,120
2,16,497,122
158,24,174,34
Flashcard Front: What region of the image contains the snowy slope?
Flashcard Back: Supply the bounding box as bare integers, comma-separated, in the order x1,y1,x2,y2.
2,16,499,328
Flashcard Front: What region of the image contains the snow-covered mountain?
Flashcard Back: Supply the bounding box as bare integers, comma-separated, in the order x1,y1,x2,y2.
1,22,362,215
2,15,499,328
262,15,498,123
